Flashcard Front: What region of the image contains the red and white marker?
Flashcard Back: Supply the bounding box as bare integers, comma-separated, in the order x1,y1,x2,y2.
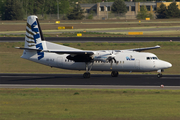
160,85,164,88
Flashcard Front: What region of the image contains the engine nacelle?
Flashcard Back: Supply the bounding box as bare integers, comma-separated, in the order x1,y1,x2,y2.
92,52,116,62
93,56,108,62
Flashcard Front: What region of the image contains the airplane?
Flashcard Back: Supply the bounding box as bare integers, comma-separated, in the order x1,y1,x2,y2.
16,15,172,78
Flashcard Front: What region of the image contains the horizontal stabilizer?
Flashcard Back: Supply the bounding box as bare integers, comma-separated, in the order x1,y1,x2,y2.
15,47,42,51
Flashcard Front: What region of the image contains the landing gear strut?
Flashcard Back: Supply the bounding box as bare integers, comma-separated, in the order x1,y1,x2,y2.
83,62,93,78
157,69,163,78
111,71,119,77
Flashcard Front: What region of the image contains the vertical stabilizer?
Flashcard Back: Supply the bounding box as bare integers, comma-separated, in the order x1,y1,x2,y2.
25,15,47,60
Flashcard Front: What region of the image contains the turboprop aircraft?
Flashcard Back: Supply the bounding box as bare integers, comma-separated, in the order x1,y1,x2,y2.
16,15,172,78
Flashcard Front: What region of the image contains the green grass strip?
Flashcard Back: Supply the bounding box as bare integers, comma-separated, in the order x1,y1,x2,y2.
0,88,180,120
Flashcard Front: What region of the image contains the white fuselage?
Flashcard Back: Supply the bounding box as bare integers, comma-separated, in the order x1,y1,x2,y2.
21,50,172,72
18,15,172,77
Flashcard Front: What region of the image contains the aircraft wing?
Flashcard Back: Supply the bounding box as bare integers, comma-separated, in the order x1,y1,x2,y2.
16,47,94,55
45,50,94,55
126,45,160,52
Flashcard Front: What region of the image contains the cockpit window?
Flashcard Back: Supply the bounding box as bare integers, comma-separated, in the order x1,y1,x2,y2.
147,57,150,60
147,57,158,60
153,57,158,60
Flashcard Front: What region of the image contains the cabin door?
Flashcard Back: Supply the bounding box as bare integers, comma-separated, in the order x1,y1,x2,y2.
135,59,140,70
57,57,63,67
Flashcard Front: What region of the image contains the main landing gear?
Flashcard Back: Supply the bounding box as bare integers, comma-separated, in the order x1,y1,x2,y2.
83,72,91,78
83,62,93,78
111,71,119,77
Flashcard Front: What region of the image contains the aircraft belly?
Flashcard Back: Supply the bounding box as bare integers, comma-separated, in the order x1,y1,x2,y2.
91,63,110,71
140,61,156,71
63,62,85,70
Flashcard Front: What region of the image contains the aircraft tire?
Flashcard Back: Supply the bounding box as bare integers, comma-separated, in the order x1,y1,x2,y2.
83,72,91,78
111,71,119,77
157,73,162,78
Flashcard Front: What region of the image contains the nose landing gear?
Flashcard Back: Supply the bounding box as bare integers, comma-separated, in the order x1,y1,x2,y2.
157,73,162,78
157,69,163,78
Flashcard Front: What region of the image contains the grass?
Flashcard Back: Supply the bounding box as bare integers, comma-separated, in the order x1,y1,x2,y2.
1,19,180,37
1,30,180,37
0,41,179,74
0,88,180,120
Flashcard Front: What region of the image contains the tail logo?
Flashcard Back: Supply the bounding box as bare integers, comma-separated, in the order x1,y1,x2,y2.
26,20,44,60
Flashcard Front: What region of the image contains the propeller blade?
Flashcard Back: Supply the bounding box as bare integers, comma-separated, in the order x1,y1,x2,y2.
110,60,112,69
112,57,117,63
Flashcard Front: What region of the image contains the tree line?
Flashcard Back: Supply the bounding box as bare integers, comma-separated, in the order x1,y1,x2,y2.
0,0,180,20
0,0,73,20
136,2,180,19
157,2,180,18
111,0,180,19
0,0,112,20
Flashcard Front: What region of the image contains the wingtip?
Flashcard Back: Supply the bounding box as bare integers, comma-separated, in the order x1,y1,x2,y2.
155,45,160,48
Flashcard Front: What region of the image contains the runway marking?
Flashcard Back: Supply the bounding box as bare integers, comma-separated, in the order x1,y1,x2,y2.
161,77,180,79
0,76,44,78
0,84,180,90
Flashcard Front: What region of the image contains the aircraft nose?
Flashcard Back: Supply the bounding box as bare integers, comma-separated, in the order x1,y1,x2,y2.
157,60,172,69
162,61,172,68
166,62,172,68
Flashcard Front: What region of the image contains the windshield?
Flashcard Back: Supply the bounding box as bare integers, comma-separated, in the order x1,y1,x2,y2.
146,57,158,60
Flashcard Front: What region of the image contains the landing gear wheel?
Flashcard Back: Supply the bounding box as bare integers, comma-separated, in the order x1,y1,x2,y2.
157,73,162,78
111,71,119,77
83,72,91,78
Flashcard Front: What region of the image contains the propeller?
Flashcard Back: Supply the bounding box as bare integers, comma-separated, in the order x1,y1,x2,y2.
106,51,117,69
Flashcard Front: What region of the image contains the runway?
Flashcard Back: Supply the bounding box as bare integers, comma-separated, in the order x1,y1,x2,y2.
0,74,180,89
0,37,179,42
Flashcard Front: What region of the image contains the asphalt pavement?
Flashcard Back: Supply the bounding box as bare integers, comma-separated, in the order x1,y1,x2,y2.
0,37,179,42
0,74,180,89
